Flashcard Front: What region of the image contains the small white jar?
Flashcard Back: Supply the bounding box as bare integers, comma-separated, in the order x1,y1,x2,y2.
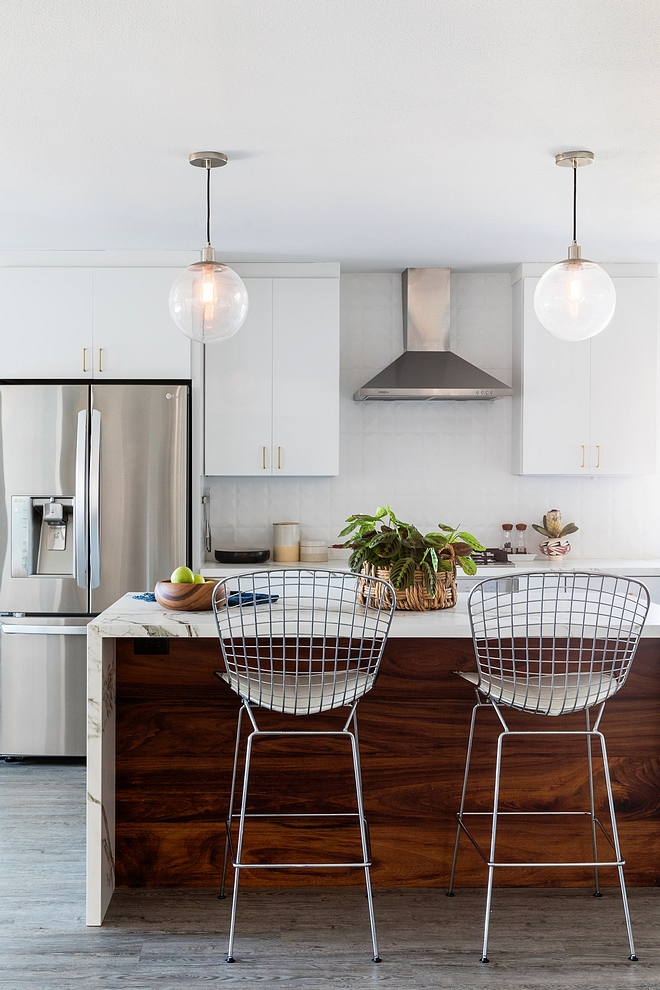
300,539,328,563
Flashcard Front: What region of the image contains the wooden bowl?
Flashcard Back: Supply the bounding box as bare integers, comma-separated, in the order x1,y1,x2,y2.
154,579,225,611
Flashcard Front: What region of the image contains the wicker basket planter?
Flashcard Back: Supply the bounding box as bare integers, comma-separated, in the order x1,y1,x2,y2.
358,561,458,611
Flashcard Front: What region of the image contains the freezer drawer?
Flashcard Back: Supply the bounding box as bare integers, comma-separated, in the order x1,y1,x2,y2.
0,621,87,757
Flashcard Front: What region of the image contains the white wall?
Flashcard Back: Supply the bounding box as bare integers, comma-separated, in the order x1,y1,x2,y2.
206,272,660,558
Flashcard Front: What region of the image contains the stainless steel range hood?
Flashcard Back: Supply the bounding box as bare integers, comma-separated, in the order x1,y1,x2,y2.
354,268,513,401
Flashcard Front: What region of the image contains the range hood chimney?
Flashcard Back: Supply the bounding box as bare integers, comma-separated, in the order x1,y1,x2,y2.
354,268,513,400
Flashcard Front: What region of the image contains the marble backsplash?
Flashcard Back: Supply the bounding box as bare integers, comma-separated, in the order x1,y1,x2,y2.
206,272,660,559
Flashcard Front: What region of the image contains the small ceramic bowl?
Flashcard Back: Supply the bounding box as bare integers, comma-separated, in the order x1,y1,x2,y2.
154,579,225,612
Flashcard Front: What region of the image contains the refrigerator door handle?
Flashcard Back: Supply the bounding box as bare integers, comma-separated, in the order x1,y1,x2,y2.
90,408,101,589
0,624,88,636
75,409,88,588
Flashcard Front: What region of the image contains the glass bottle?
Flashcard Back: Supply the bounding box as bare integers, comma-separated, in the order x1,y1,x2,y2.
515,523,528,554
502,524,513,555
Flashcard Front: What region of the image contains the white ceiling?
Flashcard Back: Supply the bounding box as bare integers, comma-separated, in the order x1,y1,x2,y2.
2,0,660,270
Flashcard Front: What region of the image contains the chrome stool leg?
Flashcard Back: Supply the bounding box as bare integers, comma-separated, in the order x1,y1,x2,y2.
348,711,380,963
219,704,245,900
480,728,506,964
226,723,256,963
596,727,637,961
448,697,485,896
585,710,601,897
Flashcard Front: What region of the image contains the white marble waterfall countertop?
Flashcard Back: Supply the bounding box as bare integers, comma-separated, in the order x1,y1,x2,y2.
89,588,660,640
89,591,474,638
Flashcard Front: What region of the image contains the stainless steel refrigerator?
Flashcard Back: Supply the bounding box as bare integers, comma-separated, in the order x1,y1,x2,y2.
0,382,189,757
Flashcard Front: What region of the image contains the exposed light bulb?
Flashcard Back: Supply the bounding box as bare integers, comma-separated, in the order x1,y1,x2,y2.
201,273,215,304
568,274,584,304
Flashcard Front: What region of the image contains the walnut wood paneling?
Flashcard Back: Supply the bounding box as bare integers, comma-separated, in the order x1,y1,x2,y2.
115,637,660,888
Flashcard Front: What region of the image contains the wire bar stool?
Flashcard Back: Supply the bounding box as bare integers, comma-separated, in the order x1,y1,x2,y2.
447,571,649,963
212,568,395,963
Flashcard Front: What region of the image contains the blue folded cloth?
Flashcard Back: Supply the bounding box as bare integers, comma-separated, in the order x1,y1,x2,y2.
227,592,279,607
132,592,157,602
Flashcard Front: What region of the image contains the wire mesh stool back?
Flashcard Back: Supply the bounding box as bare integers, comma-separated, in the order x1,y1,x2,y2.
211,569,395,964
213,568,394,714
467,571,649,716
449,571,650,963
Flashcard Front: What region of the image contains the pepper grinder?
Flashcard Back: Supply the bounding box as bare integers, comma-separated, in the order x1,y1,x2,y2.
502,524,513,555
515,523,528,554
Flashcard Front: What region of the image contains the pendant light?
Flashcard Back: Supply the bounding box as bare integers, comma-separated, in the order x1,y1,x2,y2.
169,152,249,343
533,151,615,341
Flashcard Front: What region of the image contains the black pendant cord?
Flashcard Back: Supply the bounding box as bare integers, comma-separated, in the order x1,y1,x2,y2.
573,161,577,243
206,166,211,246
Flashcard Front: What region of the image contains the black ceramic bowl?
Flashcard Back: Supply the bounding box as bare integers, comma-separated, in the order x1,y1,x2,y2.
215,548,271,564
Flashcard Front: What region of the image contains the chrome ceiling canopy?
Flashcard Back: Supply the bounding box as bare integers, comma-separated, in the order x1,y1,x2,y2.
354,268,513,400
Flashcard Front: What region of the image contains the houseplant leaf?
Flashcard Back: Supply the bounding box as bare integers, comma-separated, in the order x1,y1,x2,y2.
457,555,477,576
348,547,368,571
457,532,487,552
388,555,416,590
420,559,437,597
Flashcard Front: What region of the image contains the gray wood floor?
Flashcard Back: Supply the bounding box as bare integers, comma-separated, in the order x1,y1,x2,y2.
2,761,660,989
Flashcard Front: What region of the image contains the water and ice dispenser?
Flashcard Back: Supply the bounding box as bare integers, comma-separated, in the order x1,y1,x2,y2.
11,496,76,577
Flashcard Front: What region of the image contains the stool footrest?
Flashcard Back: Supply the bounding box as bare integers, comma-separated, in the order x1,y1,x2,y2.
225,815,373,871
456,816,623,869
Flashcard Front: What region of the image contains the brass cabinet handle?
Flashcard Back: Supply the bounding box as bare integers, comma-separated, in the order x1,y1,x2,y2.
581,445,585,468
262,446,267,470
98,348,103,373
277,446,282,470
82,348,87,373
596,445,601,468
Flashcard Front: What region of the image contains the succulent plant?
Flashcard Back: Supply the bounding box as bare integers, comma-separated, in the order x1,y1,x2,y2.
531,508,578,541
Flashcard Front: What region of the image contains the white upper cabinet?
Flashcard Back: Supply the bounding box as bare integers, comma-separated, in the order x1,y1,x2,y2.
92,269,191,379
271,279,340,476
205,274,340,477
0,265,191,380
204,278,274,475
0,268,93,378
513,268,658,475
589,277,658,475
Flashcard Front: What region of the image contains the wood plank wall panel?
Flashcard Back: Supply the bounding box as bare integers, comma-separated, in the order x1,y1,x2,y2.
115,637,660,888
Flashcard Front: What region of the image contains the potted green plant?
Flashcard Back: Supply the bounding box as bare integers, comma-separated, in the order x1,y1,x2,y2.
339,506,485,611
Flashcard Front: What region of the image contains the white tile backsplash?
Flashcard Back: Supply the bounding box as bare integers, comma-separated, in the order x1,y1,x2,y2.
206,272,660,559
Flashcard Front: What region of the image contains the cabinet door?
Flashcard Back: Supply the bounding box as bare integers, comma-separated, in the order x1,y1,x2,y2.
0,268,92,378
205,279,273,475
272,278,340,476
590,277,658,475
92,269,191,379
518,279,591,474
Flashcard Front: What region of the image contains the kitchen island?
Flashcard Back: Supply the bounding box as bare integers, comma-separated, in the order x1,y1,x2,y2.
87,571,660,926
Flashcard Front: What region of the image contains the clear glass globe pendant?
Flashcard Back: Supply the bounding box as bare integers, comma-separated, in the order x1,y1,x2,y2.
169,153,249,344
533,152,615,342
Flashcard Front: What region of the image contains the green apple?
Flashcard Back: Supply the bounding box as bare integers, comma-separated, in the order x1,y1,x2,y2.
192,573,204,584
171,566,194,584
